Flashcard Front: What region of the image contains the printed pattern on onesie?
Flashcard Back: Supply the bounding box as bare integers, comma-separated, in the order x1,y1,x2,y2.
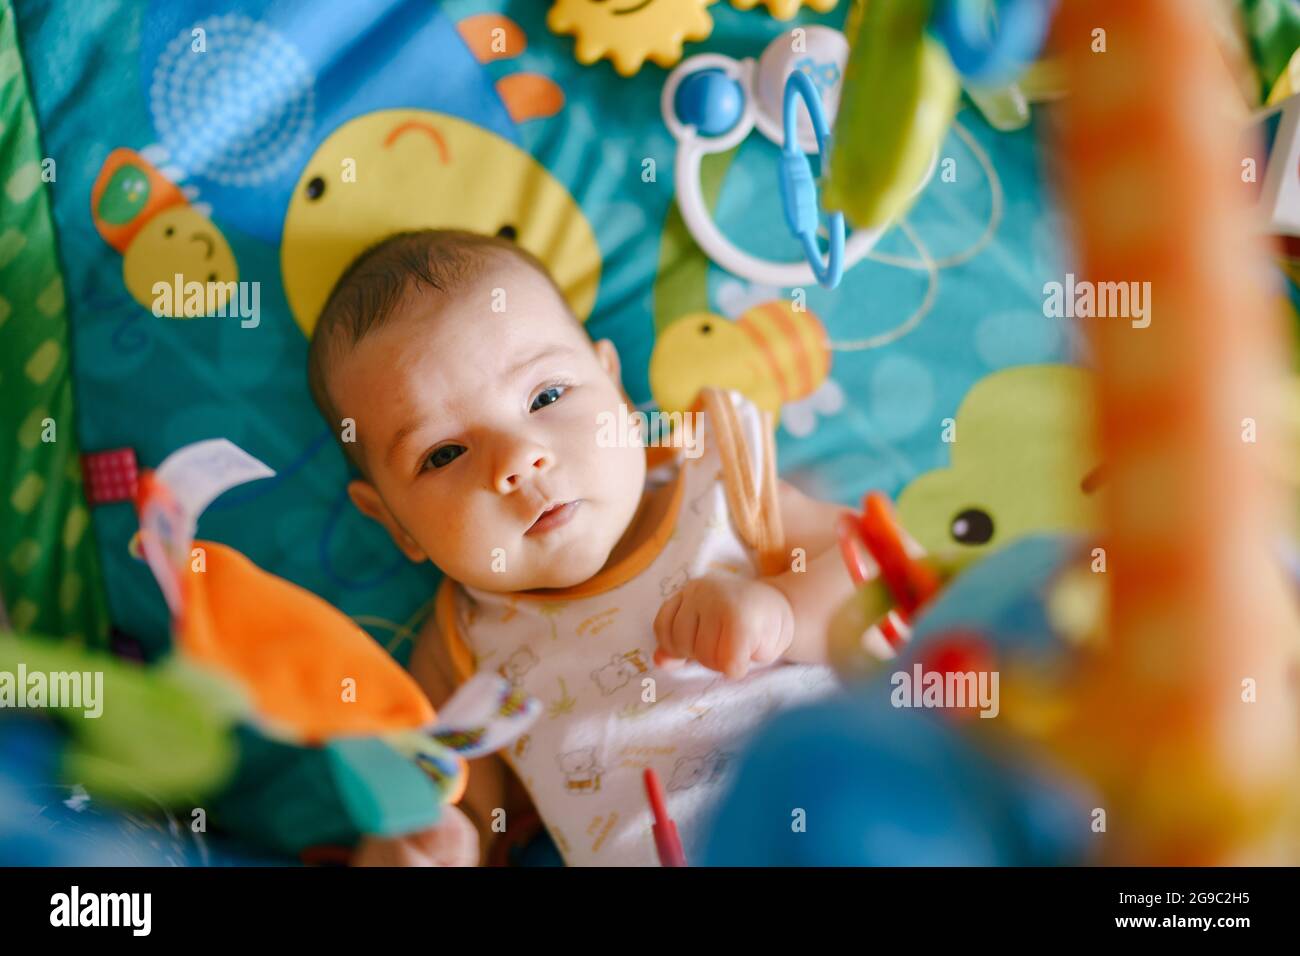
454,392,838,866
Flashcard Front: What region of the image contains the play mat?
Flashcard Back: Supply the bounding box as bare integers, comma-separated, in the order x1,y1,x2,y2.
8,0,1298,867
1,0,1070,664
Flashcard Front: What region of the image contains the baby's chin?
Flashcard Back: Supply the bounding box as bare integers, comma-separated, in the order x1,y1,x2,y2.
520,554,606,590
452,536,615,593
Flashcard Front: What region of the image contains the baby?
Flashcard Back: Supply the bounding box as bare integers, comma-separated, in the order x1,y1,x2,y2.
308,229,860,866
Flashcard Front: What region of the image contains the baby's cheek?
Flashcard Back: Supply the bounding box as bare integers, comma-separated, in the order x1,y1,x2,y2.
438,500,547,588
613,440,648,508
420,494,493,573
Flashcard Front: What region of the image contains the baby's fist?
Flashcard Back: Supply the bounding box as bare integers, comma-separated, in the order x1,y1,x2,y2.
653,575,794,680
352,804,480,867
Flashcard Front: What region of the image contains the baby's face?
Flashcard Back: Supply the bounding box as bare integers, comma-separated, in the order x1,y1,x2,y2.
330,258,646,591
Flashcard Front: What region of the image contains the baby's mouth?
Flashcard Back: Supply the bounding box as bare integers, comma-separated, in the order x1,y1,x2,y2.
526,500,581,536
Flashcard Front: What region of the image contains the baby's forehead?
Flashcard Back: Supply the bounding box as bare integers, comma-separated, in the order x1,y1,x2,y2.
401,255,576,327
341,278,590,388
331,254,589,392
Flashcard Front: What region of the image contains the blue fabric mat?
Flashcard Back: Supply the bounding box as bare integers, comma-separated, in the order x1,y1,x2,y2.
13,0,1070,656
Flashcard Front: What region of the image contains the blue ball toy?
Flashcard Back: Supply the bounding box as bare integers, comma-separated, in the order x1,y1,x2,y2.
674,69,745,138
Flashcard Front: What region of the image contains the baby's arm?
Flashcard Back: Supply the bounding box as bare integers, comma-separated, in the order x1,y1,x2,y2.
763,481,862,666
653,482,860,675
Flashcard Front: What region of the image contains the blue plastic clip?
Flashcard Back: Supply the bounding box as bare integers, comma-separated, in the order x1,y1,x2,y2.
779,69,844,289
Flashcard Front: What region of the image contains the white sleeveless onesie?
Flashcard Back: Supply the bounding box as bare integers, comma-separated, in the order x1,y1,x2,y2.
435,390,838,865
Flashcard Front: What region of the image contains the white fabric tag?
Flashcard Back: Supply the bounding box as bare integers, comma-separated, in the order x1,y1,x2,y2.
139,439,274,616
430,672,542,759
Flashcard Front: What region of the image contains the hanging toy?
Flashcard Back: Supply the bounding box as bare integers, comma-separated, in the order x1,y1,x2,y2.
821,0,1054,267
662,25,915,286
820,0,959,234
663,3,1055,290
829,492,956,674
547,0,715,77
1048,0,1300,864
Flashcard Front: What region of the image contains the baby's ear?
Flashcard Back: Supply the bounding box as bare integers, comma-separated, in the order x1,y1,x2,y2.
347,479,427,563
593,338,622,386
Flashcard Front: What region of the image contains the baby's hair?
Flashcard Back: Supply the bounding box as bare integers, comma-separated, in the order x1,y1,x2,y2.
307,228,571,475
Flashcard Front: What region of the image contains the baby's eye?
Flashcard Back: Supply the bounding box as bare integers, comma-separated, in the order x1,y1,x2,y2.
530,386,566,412
424,445,466,470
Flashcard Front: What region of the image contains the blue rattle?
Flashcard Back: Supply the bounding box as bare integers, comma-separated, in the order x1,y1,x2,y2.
661,26,907,290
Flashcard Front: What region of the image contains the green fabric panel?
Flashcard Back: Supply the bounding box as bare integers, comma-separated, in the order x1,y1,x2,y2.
0,0,110,645
0,631,239,805
1239,0,1300,91
210,728,443,858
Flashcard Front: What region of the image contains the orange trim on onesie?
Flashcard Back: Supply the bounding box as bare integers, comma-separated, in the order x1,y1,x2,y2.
436,576,478,685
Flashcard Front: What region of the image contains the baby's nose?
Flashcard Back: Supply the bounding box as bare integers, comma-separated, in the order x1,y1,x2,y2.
494,443,554,493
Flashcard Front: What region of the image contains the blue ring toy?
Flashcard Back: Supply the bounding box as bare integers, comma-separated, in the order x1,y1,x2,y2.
779,69,844,289
932,0,1057,85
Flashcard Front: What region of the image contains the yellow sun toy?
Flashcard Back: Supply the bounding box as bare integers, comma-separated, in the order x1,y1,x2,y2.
729,0,839,22
547,0,716,77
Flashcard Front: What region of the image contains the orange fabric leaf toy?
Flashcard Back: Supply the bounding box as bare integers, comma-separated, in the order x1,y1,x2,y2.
134,439,540,806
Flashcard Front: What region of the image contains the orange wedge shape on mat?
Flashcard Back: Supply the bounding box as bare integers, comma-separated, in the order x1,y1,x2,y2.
177,541,435,744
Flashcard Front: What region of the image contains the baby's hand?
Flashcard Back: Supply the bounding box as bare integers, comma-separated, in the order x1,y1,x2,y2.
352,804,479,867
653,575,794,680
